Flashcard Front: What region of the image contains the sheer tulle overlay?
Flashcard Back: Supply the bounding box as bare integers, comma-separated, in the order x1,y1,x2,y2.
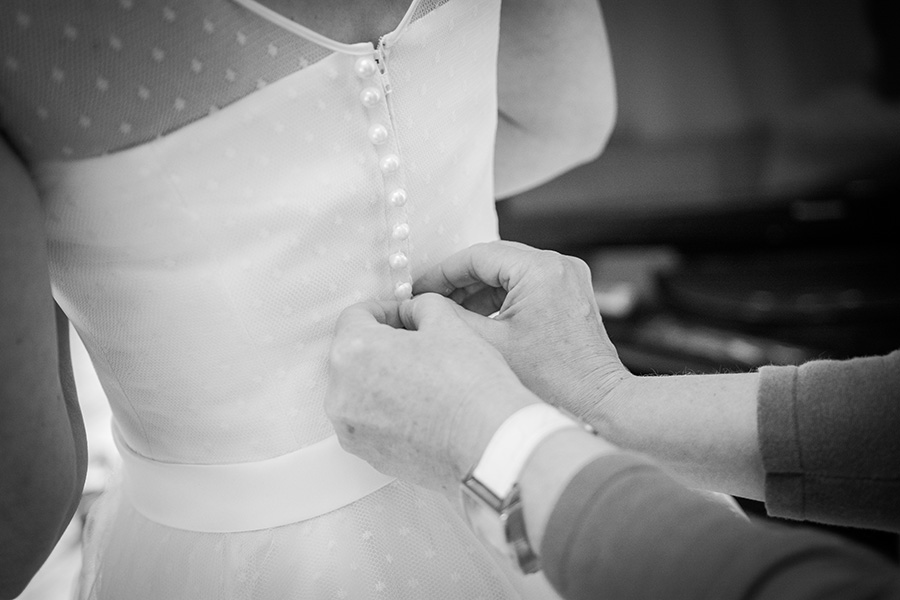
80,475,532,599
14,0,565,597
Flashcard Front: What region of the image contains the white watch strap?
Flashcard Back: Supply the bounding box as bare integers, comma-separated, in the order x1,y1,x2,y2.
472,404,582,500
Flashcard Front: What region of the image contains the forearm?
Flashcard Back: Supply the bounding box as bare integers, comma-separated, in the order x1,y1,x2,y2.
535,444,900,600
584,372,765,500
494,0,616,198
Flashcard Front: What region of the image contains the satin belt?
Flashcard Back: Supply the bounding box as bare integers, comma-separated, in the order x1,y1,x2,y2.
113,425,396,533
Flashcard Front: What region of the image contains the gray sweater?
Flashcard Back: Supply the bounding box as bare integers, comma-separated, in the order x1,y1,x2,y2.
541,351,900,600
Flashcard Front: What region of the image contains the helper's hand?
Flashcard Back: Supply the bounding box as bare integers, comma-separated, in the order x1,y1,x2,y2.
414,241,633,421
326,293,540,494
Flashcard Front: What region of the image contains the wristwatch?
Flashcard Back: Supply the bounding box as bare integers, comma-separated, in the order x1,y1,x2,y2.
460,403,592,574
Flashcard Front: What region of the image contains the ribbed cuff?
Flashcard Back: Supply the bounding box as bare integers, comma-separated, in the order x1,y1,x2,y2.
757,364,806,521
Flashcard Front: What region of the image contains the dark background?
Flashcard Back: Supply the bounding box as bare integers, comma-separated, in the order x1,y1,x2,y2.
498,0,900,561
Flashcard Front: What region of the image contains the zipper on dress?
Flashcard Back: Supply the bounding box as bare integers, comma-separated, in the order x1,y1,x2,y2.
374,37,400,145
374,39,392,95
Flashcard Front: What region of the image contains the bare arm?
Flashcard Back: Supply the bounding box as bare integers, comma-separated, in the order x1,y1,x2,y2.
0,138,87,599
325,294,900,600
494,0,617,198
588,372,765,500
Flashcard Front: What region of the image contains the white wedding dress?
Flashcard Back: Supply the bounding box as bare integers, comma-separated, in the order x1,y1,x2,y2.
1,0,562,597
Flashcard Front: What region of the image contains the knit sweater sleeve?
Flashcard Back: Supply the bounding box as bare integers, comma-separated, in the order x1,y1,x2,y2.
540,452,900,600
757,350,900,531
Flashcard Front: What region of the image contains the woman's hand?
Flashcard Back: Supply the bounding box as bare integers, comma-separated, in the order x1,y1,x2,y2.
413,242,765,499
413,241,634,424
325,293,539,495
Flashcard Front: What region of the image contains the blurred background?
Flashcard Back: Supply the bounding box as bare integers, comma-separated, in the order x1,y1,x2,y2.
23,0,900,596
499,0,900,564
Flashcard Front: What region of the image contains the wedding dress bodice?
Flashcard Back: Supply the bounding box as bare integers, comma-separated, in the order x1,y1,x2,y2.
35,0,501,465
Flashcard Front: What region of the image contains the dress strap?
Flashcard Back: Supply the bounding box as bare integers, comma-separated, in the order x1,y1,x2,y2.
113,424,396,532
227,0,424,54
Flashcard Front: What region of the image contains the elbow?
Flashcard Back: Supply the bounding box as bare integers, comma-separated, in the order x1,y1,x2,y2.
565,82,618,168
538,77,618,179
572,14,619,167
591,86,618,158
537,91,618,186
494,71,617,198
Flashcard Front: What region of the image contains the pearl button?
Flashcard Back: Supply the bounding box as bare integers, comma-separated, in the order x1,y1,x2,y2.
388,188,408,207
392,223,410,240
354,57,377,78
368,124,388,145
389,251,409,270
394,282,413,300
360,87,381,107
380,154,400,173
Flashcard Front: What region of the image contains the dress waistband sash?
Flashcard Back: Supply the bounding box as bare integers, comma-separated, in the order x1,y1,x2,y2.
113,425,396,533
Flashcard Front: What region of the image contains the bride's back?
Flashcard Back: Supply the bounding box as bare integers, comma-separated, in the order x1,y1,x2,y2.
10,0,499,465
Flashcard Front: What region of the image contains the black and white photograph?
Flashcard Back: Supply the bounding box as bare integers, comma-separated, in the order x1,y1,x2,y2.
2,1,898,598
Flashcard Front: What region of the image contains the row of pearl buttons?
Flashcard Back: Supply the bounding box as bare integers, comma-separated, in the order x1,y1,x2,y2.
356,55,412,300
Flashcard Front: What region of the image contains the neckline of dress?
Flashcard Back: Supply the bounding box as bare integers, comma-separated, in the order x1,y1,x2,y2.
228,0,423,54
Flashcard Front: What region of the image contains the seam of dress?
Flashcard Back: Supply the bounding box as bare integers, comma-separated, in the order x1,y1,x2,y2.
52,292,155,455
88,336,155,456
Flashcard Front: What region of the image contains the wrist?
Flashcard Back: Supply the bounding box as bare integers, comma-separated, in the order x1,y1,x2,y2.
449,384,542,483
578,372,765,498
577,365,637,437
459,403,593,573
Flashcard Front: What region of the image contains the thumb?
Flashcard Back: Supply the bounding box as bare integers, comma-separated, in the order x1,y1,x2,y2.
334,301,403,337
398,293,464,331
400,293,504,347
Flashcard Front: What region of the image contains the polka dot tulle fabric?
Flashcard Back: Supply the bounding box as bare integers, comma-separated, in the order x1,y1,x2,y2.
2,0,560,597
2,0,330,159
